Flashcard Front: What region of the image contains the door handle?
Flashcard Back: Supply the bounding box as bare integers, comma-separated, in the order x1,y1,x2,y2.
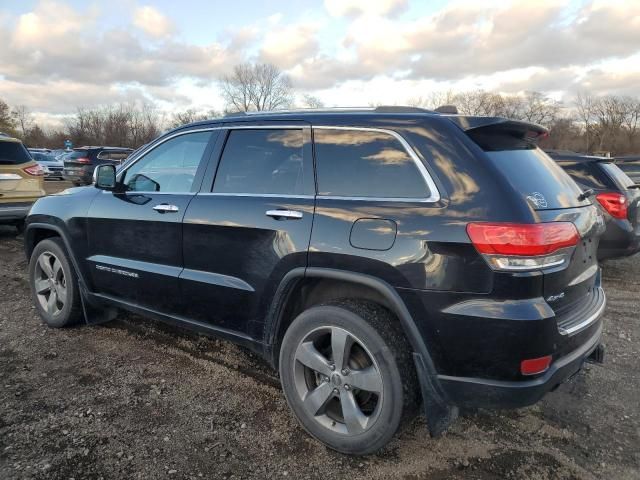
153,204,179,213
266,209,303,220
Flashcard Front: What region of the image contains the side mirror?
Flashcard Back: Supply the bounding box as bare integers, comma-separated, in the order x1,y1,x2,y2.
94,164,117,190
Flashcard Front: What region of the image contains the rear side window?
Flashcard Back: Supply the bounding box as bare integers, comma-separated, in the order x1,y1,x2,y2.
0,141,32,165
485,149,589,210
601,163,635,189
314,128,430,198
213,129,307,195
560,162,610,190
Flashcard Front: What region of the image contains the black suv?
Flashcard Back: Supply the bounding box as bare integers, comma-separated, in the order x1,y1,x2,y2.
63,146,133,185
616,155,640,184
24,108,606,455
548,151,640,260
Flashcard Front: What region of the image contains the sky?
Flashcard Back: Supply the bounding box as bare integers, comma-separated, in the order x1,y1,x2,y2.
1,0,639,128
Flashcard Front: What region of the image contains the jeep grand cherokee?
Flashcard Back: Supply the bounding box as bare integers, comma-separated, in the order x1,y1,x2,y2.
24,107,606,455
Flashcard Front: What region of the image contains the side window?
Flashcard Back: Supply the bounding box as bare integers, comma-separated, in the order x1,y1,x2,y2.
314,128,430,198
213,129,305,195
123,131,211,193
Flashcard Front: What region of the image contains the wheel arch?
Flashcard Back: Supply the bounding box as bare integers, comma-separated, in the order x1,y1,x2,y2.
265,266,459,436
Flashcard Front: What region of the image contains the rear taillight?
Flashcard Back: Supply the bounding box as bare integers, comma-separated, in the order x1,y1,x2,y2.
520,355,552,376
74,157,91,164
596,192,628,220
467,222,579,271
23,164,44,176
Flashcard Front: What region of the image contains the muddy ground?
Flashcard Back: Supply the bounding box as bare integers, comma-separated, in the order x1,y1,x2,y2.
1,182,639,479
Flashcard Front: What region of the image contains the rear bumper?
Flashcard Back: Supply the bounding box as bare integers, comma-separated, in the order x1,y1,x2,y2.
63,167,93,184
598,218,640,260
0,202,33,221
437,320,603,409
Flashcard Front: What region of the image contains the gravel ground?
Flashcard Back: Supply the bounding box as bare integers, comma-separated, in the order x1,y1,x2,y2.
0,189,639,479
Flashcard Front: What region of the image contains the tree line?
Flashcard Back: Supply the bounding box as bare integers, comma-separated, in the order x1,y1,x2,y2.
1,62,639,155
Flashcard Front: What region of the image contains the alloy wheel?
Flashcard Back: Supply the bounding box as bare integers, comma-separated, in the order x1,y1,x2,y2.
292,326,384,436
34,251,67,317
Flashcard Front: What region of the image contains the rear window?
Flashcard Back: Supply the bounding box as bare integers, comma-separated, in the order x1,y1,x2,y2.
560,162,610,190
601,163,635,189
66,150,90,160
485,148,590,210
0,141,32,165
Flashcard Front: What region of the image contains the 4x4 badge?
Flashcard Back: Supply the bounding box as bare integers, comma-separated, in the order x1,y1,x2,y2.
546,292,565,302
527,192,548,208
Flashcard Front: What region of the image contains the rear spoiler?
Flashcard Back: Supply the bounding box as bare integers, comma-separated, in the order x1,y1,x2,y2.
446,116,548,151
446,116,548,135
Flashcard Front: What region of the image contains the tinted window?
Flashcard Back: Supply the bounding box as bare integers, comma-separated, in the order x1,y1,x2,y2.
601,163,635,189
0,141,32,165
67,150,90,160
98,150,130,162
314,128,429,198
123,131,211,192
213,129,305,195
486,149,589,210
560,162,609,190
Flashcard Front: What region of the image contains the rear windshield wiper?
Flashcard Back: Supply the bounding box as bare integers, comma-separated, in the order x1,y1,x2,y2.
578,188,595,201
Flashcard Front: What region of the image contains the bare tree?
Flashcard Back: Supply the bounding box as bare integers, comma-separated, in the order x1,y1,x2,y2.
66,102,162,148
220,63,293,112
575,92,596,153
169,108,221,128
0,99,16,135
300,94,324,109
11,105,34,138
407,90,457,109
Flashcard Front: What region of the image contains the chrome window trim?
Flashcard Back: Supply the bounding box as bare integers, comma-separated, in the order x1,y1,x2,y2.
313,125,441,203
198,192,314,199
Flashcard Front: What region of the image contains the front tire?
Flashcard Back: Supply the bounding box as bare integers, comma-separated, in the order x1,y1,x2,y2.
28,238,83,327
279,300,418,455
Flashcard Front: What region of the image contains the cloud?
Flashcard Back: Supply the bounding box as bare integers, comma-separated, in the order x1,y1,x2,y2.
324,0,408,17
133,5,174,38
260,23,320,68
1,0,640,128
290,0,640,91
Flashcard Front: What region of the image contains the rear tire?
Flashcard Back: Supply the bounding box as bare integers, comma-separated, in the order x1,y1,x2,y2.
279,300,418,455
28,238,83,328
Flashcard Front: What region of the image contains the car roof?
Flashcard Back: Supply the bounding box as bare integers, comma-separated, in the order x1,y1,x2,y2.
174,106,548,135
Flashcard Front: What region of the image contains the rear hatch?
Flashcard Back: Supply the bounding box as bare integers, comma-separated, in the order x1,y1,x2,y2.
459,118,604,324
0,139,45,202
63,149,91,175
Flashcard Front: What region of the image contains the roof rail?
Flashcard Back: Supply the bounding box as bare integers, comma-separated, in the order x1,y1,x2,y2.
223,106,437,117
373,106,434,113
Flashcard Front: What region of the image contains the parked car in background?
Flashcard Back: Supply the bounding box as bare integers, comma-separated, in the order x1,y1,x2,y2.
615,155,640,184
548,150,640,260
63,146,133,185
25,107,607,454
29,149,65,180
0,136,45,232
